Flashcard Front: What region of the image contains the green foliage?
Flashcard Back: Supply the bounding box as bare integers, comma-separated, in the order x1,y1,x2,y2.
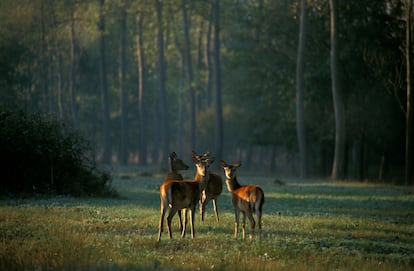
0,0,410,180
223,1,298,148
0,109,118,197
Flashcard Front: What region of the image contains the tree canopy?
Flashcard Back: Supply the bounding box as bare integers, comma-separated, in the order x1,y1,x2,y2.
0,0,411,183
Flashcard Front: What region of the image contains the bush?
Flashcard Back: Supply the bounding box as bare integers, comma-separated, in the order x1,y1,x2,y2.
0,109,118,197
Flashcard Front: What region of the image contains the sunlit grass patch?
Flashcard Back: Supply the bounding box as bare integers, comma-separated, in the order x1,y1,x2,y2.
1,172,413,270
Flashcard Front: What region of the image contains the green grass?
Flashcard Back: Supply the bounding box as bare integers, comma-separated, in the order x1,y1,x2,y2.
1,168,413,270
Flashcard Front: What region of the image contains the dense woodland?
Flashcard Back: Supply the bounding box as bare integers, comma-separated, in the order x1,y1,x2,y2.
0,0,413,184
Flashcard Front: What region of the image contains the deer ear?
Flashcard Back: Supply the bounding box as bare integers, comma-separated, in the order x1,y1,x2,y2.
220,160,227,168
235,161,242,168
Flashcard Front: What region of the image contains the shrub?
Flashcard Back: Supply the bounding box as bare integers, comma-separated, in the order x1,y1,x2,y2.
0,109,118,197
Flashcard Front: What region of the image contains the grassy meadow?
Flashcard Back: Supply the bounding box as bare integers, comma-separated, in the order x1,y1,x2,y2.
1,166,413,271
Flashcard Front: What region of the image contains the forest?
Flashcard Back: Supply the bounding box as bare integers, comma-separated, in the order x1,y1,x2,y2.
0,0,413,184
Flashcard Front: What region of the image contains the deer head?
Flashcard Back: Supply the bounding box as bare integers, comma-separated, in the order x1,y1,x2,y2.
169,152,189,172
220,160,241,180
192,151,215,177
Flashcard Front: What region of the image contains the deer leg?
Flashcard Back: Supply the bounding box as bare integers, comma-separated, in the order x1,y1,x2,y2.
241,212,247,240
246,212,256,240
166,209,177,239
199,200,205,223
212,199,219,223
189,207,195,239
157,205,166,242
178,210,183,233
234,208,240,239
181,209,188,238
199,190,207,223
256,206,262,238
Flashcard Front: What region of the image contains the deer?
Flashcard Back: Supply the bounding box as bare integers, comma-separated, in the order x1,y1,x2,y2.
163,152,189,232
220,160,265,240
157,151,214,242
198,151,223,223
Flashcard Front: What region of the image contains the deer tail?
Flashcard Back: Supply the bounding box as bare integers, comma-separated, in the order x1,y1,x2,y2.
250,187,264,211
167,185,173,208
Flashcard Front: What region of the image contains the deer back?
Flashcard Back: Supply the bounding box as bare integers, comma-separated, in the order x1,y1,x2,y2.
170,180,201,208
232,185,264,211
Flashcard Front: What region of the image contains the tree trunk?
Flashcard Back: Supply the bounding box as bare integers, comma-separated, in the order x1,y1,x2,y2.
212,0,223,160
136,13,147,166
296,0,308,178
50,0,63,121
155,0,169,164
119,3,128,165
205,4,213,108
405,0,413,185
176,65,185,155
329,0,346,180
181,0,196,150
99,0,111,165
379,153,385,182
40,0,51,113
69,7,78,128
359,126,366,181
195,19,204,110
56,52,64,122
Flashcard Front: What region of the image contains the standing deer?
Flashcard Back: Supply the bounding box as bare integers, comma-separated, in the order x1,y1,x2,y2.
198,151,223,223
163,152,189,231
157,152,214,242
220,160,264,239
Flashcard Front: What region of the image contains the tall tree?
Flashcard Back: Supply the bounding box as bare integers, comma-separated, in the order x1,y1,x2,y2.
69,3,78,128
205,4,213,108
136,12,147,165
212,0,223,160
405,0,413,185
155,0,169,164
118,1,128,165
181,0,196,150
50,1,64,122
296,0,307,178
329,0,346,180
40,0,51,113
98,0,111,164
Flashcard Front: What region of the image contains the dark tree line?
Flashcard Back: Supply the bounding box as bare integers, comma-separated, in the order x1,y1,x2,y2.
0,0,413,184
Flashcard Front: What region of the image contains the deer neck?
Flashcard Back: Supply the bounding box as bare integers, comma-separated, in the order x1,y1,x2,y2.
195,171,209,193
194,169,210,182
225,175,242,192
169,159,175,172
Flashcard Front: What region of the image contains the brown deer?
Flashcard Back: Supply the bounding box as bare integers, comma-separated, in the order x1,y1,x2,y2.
198,151,223,223
220,160,264,239
163,152,189,231
157,151,214,242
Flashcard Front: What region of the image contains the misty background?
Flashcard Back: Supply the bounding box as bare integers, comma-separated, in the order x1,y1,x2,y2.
0,0,413,184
